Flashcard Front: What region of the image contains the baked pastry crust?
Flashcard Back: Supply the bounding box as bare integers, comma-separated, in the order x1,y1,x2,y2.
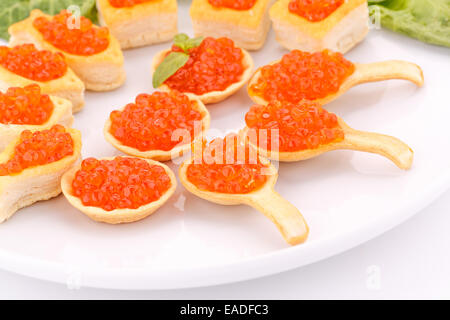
0,59,85,113
0,95,73,151
190,0,275,50
61,157,177,224
104,96,210,161
151,48,254,104
96,0,178,49
8,9,126,91
270,0,369,53
0,128,82,223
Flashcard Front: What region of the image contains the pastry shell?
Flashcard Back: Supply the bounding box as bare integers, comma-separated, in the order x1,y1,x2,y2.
0,128,82,223
61,157,177,224
104,96,210,161
8,9,126,91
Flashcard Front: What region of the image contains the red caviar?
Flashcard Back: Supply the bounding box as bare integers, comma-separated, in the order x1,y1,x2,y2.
249,50,355,103
187,133,269,194
0,44,67,82
245,100,344,152
0,125,74,176
109,91,203,152
33,10,109,56
108,0,153,8
0,84,53,125
72,157,171,211
208,0,257,10
164,37,245,95
288,0,344,22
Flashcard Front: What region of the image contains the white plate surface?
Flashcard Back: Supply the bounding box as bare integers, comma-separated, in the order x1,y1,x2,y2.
0,2,449,290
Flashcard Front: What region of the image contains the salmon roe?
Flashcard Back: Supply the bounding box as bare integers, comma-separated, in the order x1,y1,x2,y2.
288,0,344,22
0,44,67,82
164,37,245,95
109,91,203,152
33,10,109,56
0,84,53,125
208,0,257,10
108,0,153,8
187,133,269,194
245,100,344,152
0,125,74,176
71,157,171,211
249,50,355,103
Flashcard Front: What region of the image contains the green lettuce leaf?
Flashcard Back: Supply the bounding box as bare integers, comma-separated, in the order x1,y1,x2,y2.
369,0,450,48
0,0,97,40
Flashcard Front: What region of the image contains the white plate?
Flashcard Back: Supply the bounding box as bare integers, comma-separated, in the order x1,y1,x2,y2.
0,2,449,290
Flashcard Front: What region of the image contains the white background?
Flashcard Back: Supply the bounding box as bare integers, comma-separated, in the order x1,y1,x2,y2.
1,188,449,299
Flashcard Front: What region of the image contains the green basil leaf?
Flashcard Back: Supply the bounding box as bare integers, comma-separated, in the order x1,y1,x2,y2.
152,51,189,88
184,36,204,51
172,33,204,53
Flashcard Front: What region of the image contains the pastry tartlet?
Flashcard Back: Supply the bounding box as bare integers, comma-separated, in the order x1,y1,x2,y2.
190,0,275,50
0,44,85,113
269,0,369,53
8,9,126,91
0,84,73,151
104,90,210,161
0,125,82,223
96,0,178,49
61,156,177,224
152,36,254,104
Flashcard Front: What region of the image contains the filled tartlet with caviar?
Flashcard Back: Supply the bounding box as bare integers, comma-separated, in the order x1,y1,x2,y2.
0,125,81,223
9,9,125,91
0,84,73,151
248,49,424,105
269,0,369,53
151,34,254,104
243,100,413,169
179,133,309,245
61,156,177,224
104,90,210,161
190,0,275,50
96,0,178,49
0,44,85,112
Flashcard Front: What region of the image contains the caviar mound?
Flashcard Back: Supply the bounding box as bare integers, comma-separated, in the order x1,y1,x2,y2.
109,91,203,152
108,0,153,8
249,50,355,103
0,125,74,176
187,134,269,194
0,44,67,82
0,84,54,125
288,0,344,22
71,157,171,211
33,10,110,56
245,100,344,152
208,0,257,10
164,37,245,95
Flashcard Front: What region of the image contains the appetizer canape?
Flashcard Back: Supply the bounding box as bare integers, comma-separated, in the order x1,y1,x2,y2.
61,156,176,224
243,100,413,169
9,9,126,91
179,133,309,245
248,49,424,105
0,44,85,112
96,0,178,49
104,90,210,161
0,125,81,223
190,0,275,50
0,84,73,151
152,34,254,104
269,0,369,53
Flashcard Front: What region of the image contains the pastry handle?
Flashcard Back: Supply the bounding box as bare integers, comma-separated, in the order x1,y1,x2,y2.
247,190,309,245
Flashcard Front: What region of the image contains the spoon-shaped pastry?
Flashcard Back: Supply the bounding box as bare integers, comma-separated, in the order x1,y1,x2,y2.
179,134,309,245
243,100,413,169
61,156,177,224
248,49,424,106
